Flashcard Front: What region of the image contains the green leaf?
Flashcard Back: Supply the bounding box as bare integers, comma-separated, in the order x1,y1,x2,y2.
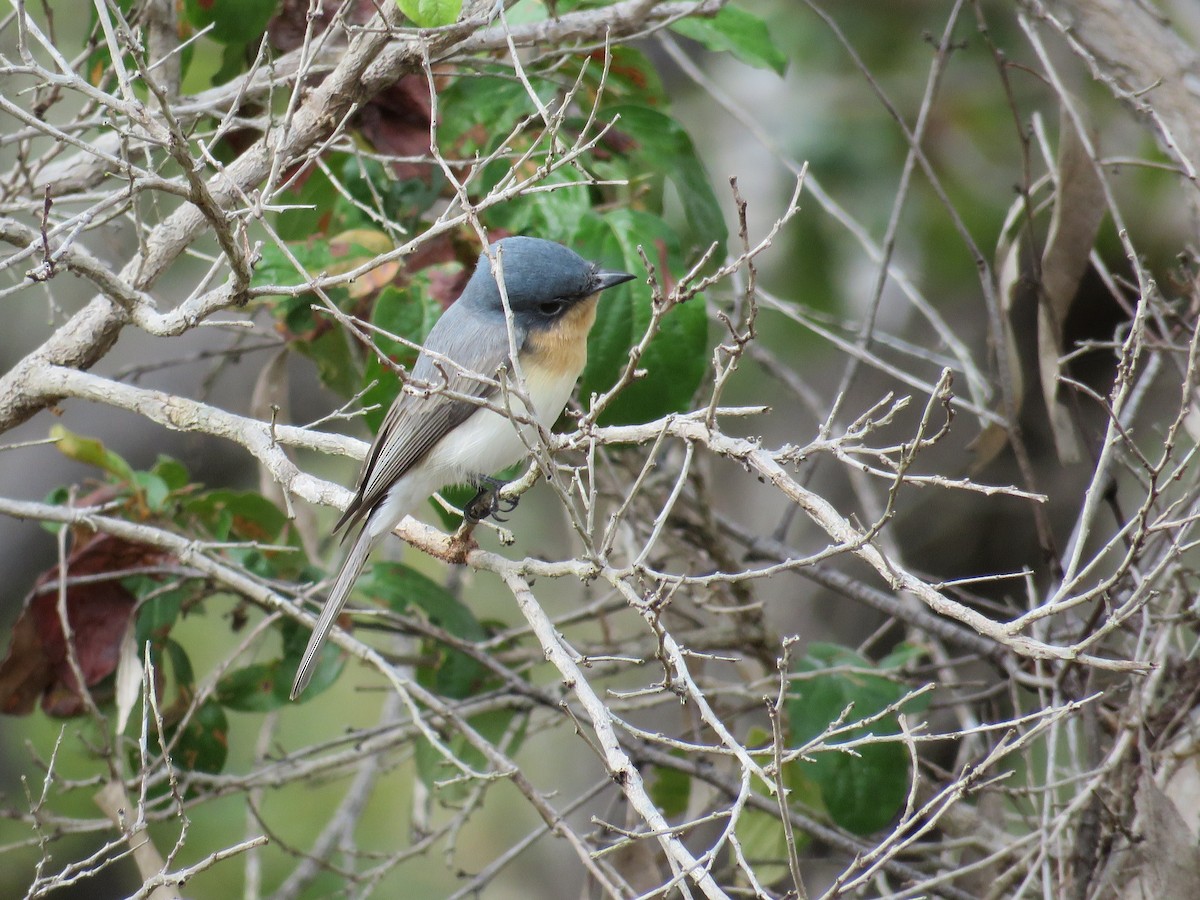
276,162,340,241
878,642,928,670
132,581,189,644
670,6,788,75
51,425,136,484
598,46,668,106
436,74,533,154
484,169,594,243
184,0,278,46
253,240,331,300
181,488,306,579
362,563,488,699
425,648,486,704
186,490,286,544
335,156,445,231
396,0,462,28
256,232,398,398
84,0,139,89
132,472,171,513
163,638,196,689
414,707,520,801
151,456,191,492
211,40,248,85
127,647,221,797
306,327,361,398
361,282,442,433
360,356,401,436
576,210,709,425
173,700,229,775
650,759,692,818
364,563,484,639
279,618,344,700
601,104,727,252
812,741,907,836
40,486,70,533
217,649,342,711
733,807,794,887
50,429,195,516
786,644,927,835
216,662,285,712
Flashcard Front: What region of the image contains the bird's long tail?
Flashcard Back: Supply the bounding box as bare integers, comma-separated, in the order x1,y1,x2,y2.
290,524,381,699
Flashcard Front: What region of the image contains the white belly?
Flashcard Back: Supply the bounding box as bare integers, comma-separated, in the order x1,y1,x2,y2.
424,364,578,483
363,363,579,540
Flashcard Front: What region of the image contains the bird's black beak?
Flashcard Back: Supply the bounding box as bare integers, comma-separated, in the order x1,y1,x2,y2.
591,268,637,293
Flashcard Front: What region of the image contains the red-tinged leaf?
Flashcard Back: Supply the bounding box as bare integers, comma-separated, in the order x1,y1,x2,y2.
0,609,51,716
405,230,472,278
354,75,436,182
0,534,172,717
273,0,441,183
397,230,492,310
267,0,377,53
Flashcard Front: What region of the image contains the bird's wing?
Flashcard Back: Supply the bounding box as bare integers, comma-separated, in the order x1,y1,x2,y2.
334,311,512,535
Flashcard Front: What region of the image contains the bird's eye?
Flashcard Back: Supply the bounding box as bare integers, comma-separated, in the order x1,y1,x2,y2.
539,300,567,316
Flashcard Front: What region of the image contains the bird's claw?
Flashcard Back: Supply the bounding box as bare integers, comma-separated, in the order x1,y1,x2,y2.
464,480,520,524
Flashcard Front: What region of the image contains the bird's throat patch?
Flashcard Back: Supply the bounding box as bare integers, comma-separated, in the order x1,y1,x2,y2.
523,293,599,376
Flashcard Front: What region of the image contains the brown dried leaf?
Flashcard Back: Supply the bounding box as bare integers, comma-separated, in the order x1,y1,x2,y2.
1123,773,1200,898
1185,390,1200,444
354,75,436,182
328,229,403,297
407,231,492,309
1038,106,1107,463
268,3,435,180
976,224,1026,471
267,0,377,52
0,534,170,717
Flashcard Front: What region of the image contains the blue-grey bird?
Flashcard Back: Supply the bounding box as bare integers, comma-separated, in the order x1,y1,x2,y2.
291,237,635,698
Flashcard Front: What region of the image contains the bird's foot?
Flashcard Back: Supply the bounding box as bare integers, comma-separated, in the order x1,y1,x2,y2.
464,477,520,523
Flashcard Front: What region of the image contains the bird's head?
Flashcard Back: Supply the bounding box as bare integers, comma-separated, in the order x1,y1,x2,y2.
461,237,635,329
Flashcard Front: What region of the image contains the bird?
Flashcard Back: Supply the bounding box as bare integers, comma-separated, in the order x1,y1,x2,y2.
290,236,635,699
